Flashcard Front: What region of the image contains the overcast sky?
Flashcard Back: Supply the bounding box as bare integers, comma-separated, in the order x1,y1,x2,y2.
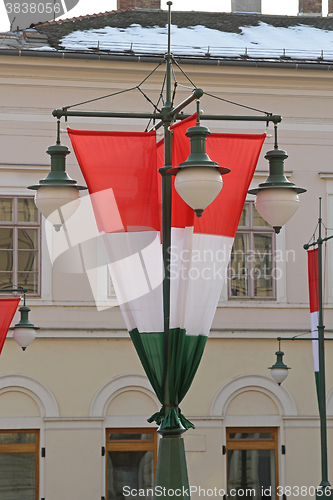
0,0,330,33
56,0,330,19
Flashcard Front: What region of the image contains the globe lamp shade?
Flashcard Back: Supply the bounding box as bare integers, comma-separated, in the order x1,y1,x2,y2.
13,326,36,351
270,366,289,385
34,185,80,227
175,167,223,217
254,188,300,234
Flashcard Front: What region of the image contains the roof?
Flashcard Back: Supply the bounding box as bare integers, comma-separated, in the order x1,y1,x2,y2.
2,9,333,67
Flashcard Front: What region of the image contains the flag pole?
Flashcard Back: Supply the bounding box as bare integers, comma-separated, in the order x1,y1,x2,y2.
304,198,332,499
153,2,191,499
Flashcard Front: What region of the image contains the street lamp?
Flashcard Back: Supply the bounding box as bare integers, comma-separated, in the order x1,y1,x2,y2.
248,126,306,234
269,338,290,385
0,287,36,350
28,121,87,231
303,199,332,500
168,115,230,217
28,2,305,498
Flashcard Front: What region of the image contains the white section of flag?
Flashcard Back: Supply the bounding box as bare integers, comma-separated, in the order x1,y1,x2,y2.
107,226,234,336
169,227,233,336
310,310,319,373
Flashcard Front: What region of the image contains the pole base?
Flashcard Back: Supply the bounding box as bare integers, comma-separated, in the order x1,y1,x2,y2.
153,430,190,500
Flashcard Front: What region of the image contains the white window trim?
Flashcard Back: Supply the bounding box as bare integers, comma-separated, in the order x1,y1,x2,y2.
0,173,52,301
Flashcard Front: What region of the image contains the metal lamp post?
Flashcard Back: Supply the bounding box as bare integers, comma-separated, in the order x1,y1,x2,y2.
304,200,333,500
270,198,332,499
27,2,306,497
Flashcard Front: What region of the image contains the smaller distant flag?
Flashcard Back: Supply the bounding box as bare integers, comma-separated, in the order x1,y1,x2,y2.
307,248,320,403
0,298,21,355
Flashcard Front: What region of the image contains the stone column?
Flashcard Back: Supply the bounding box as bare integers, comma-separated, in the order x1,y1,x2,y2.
298,0,322,15
117,0,161,9
328,0,333,15
231,0,261,13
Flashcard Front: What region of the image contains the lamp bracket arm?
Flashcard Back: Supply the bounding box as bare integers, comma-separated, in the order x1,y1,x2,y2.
167,88,203,119
304,233,333,251
52,110,163,120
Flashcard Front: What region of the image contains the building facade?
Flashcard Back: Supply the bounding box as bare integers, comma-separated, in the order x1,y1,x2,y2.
0,9,333,500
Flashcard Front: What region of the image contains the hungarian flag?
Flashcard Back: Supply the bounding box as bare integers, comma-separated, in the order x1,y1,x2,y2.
307,248,320,405
0,298,21,354
68,116,265,429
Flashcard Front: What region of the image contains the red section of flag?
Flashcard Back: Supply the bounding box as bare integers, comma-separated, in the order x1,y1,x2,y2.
68,129,160,232
0,298,20,355
68,116,265,238
308,248,319,313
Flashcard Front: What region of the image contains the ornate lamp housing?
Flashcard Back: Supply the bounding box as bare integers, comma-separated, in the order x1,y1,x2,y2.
248,149,306,234
269,348,290,385
12,304,36,351
28,143,87,231
168,125,230,217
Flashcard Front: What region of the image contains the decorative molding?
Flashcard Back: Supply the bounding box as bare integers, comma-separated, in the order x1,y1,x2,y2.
90,373,159,417
0,374,59,418
210,374,298,417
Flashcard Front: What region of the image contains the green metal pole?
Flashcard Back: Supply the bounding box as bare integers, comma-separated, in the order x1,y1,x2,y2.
153,3,190,499
316,199,332,499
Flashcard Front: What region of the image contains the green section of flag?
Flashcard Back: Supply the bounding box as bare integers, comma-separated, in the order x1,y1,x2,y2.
130,328,207,430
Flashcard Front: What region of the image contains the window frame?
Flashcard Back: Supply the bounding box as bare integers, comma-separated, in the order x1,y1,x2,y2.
0,196,41,296
0,429,40,500
226,426,279,499
228,201,276,300
105,427,157,500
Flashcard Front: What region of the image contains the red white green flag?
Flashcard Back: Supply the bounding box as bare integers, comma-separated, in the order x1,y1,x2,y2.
307,248,320,404
0,298,21,354
68,116,265,429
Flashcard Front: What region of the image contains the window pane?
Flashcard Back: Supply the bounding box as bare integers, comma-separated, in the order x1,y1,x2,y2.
238,204,249,227
107,450,154,500
254,255,273,276
230,276,249,297
18,229,38,250
0,272,13,288
0,432,36,445
18,273,38,294
254,234,272,254
108,434,152,441
229,432,273,440
18,252,38,272
0,251,13,271
0,199,13,222
232,234,249,253
255,276,273,298
18,199,38,223
253,205,270,227
0,229,13,249
230,253,249,276
228,449,275,499
0,453,36,500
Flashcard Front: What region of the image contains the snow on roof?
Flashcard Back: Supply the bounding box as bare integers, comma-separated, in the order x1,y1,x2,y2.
2,10,333,63
58,21,333,60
